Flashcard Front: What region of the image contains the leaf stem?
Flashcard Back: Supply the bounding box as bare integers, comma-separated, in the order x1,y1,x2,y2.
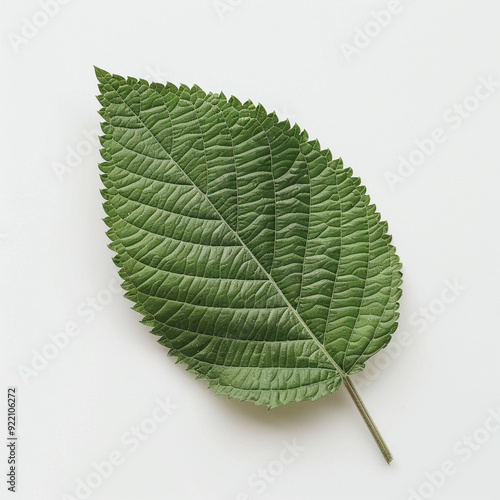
342,375,393,464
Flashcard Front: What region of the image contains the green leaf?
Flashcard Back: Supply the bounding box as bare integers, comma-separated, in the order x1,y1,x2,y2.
96,67,402,417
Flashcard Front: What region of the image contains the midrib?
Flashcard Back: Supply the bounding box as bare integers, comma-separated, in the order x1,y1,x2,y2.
108,79,347,381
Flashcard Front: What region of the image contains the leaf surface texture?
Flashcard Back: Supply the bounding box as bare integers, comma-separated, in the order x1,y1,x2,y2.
97,68,402,408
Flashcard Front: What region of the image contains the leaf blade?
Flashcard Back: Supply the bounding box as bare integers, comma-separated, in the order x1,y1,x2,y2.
97,68,402,409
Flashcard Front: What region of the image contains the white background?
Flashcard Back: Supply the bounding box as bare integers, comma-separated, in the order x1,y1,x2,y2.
1,1,500,499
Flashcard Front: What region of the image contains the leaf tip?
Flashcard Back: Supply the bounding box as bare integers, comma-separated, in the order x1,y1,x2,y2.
94,65,110,82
